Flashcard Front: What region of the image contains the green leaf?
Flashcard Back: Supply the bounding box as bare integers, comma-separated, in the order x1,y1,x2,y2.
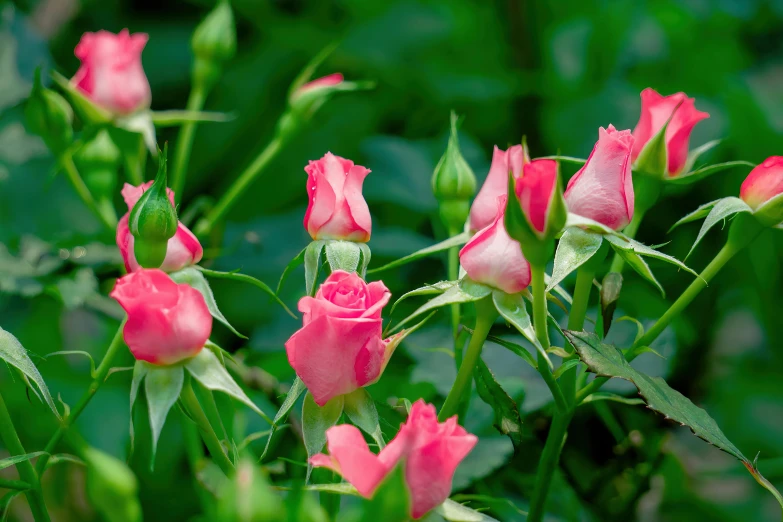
492,291,551,370
276,248,305,295
552,359,580,379
685,197,753,259
305,240,326,297
358,243,372,278
196,266,296,319
667,160,755,185
566,330,783,514
389,278,491,334
605,234,698,277
260,377,306,460
343,388,385,450
598,272,623,338
564,213,616,235
324,240,363,273
359,465,411,522
548,227,603,290
668,199,721,232
287,41,339,96
44,350,96,377
0,452,46,471
185,349,271,423
604,239,664,296
538,155,587,166
474,358,522,452
367,232,470,274
170,267,246,339
434,499,500,521
681,139,721,174
390,280,457,316
129,361,148,451
0,491,23,522
84,446,142,522
144,365,184,462
0,327,59,419
302,392,344,480
484,334,537,370
581,392,646,406
149,110,234,126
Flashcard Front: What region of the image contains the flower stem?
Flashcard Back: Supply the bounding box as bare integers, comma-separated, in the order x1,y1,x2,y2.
171,86,208,203
0,392,50,522
180,377,235,476
0,478,31,490
447,225,462,361
562,264,596,403
37,326,125,475
609,208,645,273
60,153,117,231
194,136,284,237
438,296,497,422
531,263,568,413
527,410,571,522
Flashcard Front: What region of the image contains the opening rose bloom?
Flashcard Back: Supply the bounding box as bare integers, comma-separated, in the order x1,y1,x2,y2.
285,270,394,406
72,29,151,115
469,145,528,232
740,156,783,210
631,88,709,177
110,269,212,365
564,125,635,230
515,159,559,234
311,400,477,519
116,182,203,273
304,152,372,242
460,196,530,294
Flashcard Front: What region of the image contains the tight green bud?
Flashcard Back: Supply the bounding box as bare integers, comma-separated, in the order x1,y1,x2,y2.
431,112,476,230
84,447,142,522
191,0,236,89
25,69,73,153
129,145,178,268
74,129,122,200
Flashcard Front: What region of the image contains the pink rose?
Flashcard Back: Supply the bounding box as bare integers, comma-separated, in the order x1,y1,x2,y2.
564,125,635,230
514,159,558,233
740,156,783,210
460,196,530,293
72,29,151,115
631,88,709,176
469,145,527,232
298,73,344,94
311,400,477,519
304,152,372,242
116,182,203,273
110,269,212,365
285,270,393,406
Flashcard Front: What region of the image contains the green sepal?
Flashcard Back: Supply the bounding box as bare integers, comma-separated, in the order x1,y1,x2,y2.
752,191,783,228
51,70,112,125
144,365,184,463
633,112,670,179
305,240,326,297
631,172,663,216
302,392,345,481
343,388,385,450
25,68,73,153
359,464,411,522
367,232,470,275
191,0,236,64
324,239,370,275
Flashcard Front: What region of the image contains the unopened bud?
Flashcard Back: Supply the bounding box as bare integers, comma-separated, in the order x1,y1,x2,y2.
25,69,73,152
432,112,476,230
191,0,236,89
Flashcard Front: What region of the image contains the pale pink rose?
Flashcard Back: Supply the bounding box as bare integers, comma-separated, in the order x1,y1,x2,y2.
304,153,372,242
564,125,635,230
298,73,344,94
285,270,393,406
515,159,558,233
631,88,709,176
110,269,212,365
740,156,783,210
460,196,530,293
72,29,151,115
116,182,203,273
311,400,477,519
469,145,527,231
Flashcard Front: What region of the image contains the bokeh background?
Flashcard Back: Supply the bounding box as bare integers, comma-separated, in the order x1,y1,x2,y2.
2,0,783,520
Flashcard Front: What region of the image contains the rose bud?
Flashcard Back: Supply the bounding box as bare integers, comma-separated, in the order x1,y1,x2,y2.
74,129,122,203
303,152,372,242
287,73,345,120
431,112,477,232
740,156,783,210
191,0,236,89
110,269,212,365
117,180,203,273
564,125,635,230
285,270,394,406
311,400,477,519
25,69,73,153
469,144,527,232
72,29,151,115
460,196,531,294
631,88,709,177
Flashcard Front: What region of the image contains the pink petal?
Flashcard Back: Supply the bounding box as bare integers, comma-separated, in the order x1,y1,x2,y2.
469,145,525,231
516,159,557,233
740,156,783,209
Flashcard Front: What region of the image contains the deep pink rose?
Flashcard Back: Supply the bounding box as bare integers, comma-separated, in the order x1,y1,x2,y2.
740,156,783,210
285,270,393,406
631,88,709,176
110,269,212,365
564,125,635,230
460,196,530,293
514,159,558,233
311,400,477,519
298,73,344,94
304,153,372,242
72,29,151,115
469,145,527,232
116,182,203,273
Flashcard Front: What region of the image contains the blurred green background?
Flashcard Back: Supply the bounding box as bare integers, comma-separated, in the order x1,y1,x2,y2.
1,0,783,520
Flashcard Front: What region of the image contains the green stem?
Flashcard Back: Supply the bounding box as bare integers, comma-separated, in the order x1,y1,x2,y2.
0,478,31,490
531,263,568,414
527,411,572,522
171,87,208,203
36,325,125,475
438,297,497,422
194,136,284,237
0,393,50,522
609,208,644,273
60,154,117,231
180,377,235,476
447,225,461,362
180,409,212,510
562,264,595,403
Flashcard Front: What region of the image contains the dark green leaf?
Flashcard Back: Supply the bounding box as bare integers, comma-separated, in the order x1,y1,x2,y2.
302,392,344,480
170,267,246,338
343,388,385,450
149,110,234,126
0,452,46,471
493,291,551,369
474,358,522,451
359,465,411,522
260,377,306,460
684,197,752,259
667,160,755,185
196,266,296,319
390,280,456,316
0,327,59,419
483,334,537,370
389,279,491,334
276,248,305,295
598,272,623,338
